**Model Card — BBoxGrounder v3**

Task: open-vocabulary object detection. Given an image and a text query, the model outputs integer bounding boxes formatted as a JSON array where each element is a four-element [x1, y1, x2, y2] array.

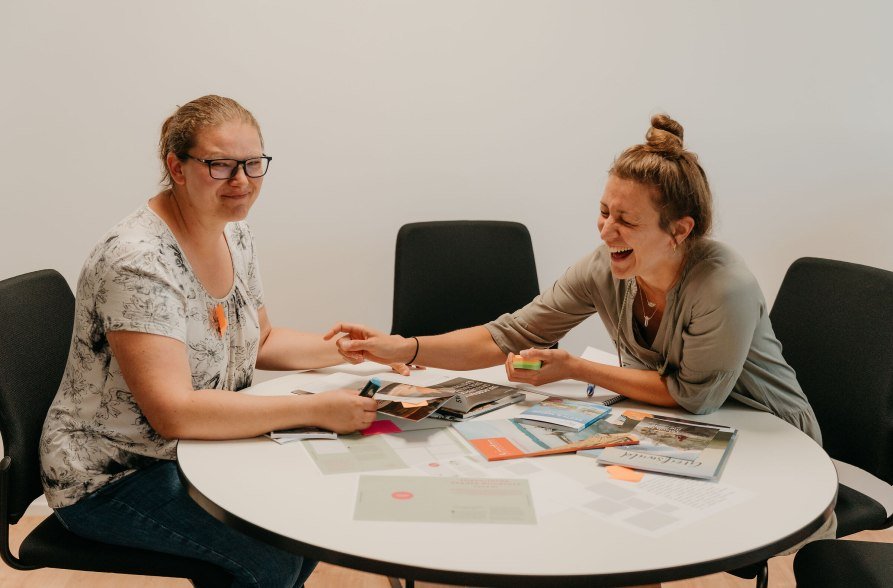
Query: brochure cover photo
[[596, 412, 738, 480]]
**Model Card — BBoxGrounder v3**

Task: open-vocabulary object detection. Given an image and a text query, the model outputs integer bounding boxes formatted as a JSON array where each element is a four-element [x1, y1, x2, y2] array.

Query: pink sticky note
[[606, 465, 644, 483], [361, 420, 402, 436]]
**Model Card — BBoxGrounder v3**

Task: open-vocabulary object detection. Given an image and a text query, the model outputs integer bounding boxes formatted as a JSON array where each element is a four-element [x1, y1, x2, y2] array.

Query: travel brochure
[[516, 397, 612, 431], [595, 412, 738, 480]]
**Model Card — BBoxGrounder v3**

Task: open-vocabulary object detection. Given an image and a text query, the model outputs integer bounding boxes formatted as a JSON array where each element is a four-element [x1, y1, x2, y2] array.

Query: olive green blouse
[[485, 239, 822, 444]]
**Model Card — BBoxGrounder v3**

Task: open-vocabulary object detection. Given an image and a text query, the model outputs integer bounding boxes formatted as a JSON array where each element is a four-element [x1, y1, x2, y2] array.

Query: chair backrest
[[391, 221, 541, 337], [0, 270, 75, 522], [769, 257, 893, 484]]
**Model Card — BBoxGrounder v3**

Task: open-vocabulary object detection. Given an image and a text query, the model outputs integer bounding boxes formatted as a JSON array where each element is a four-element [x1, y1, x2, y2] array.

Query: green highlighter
[[512, 357, 542, 370]]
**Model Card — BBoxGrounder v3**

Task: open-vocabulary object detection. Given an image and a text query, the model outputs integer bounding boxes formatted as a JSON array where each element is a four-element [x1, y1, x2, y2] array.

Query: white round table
[[177, 366, 836, 587]]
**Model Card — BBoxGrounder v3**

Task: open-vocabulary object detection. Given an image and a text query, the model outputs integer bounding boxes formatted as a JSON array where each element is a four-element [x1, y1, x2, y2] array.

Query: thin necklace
[[639, 282, 658, 327]]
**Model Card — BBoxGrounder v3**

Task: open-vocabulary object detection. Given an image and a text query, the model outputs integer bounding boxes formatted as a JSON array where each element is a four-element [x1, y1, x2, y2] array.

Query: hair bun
[[644, 113, 684, 157]]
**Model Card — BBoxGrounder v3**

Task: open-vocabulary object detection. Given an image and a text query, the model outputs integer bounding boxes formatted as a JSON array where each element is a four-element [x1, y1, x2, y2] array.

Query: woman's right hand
[[309, 389, 379, 434], [323, 322, 416, 368]]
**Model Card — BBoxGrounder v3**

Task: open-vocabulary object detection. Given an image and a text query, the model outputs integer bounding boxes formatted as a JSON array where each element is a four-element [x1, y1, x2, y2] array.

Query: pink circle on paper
[[391, 491, 414, 500], [428, 462, 440, 468]]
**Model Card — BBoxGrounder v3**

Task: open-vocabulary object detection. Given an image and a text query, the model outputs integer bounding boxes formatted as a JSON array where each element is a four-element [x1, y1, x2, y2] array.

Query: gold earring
[[672, 242, 678, 254]]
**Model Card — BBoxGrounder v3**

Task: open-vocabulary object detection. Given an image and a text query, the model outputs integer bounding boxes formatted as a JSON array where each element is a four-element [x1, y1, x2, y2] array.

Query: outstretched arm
[[324, 323, 507, 371]]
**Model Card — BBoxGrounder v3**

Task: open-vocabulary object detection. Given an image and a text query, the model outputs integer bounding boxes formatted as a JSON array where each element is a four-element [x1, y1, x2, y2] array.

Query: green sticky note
[[512, 358, 542, 370]]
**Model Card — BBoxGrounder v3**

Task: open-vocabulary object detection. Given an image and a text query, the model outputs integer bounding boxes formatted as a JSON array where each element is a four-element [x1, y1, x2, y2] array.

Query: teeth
[[610, 247, 632, 254]]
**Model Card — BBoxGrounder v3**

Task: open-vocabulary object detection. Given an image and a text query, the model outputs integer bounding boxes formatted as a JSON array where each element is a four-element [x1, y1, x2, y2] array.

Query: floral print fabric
[[40, 205, 264, 508]]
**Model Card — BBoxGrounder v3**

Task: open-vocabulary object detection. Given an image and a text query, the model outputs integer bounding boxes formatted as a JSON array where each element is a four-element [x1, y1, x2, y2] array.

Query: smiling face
[[597, 175, 691, 283], [167, 120, 264, 225]]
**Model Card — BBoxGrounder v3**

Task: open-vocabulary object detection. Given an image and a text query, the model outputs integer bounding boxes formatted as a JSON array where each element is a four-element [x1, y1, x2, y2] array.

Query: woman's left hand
[[504, 348, 577, 386]]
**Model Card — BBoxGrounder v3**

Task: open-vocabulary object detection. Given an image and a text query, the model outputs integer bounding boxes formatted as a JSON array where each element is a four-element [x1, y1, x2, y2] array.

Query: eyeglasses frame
[[184, 154, 273, 179]]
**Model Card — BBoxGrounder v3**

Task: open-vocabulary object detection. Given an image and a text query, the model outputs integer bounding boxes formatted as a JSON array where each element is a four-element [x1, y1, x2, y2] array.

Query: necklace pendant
[[643, 316, 650, 327]]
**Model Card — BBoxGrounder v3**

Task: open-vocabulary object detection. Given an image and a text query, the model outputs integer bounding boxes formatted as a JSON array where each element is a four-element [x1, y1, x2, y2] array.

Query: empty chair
[[793, 539, 893, 587], [391, 221, 542, 337], [769, 257, 893, 537], [0, 269, 231, 586], [727, 257, 893, 587]]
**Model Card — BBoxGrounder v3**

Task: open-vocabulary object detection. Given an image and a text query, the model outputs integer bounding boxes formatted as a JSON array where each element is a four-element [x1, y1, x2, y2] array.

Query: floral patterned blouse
[[40, 204, 264, 508]]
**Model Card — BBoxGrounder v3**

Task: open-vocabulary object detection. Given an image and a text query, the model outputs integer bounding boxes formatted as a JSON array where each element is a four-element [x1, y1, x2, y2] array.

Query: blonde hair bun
[[644, 114, 684, 157]]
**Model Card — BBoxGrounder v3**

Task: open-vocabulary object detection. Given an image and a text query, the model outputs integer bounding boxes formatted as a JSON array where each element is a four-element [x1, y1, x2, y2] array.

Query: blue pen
[[586, 383, 595, 397]]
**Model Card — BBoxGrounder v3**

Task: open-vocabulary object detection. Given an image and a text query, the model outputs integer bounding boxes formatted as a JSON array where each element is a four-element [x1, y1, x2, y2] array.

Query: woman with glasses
[[39, 95, 379, 587]]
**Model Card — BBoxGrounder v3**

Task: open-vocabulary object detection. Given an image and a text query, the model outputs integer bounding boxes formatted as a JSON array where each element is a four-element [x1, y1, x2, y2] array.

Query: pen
[[359, 377, 381, 398], [586, 383, 595, 397]]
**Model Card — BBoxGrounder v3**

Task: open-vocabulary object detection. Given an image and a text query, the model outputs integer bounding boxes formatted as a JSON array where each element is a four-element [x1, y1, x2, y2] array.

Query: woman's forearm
[[571, 358, 678, 407], [256, 327, 343, 370], [413, 326, 507, 370]]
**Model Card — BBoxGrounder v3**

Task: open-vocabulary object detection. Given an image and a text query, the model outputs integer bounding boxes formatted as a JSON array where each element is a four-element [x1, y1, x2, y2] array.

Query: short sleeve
[[664, 268, 763, 414], [96, 248, 188, 342], [486, 252, 600, 353]]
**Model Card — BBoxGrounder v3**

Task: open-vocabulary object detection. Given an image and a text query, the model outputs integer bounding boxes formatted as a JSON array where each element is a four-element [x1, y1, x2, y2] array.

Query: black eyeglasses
[[185, 154, 272, 179]]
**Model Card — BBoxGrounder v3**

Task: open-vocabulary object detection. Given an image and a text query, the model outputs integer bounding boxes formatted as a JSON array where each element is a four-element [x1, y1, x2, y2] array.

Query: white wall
[[2, 1, 892, 359]]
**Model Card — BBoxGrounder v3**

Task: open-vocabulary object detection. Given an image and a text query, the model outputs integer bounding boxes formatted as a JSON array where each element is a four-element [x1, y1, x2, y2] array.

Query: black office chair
[[793, 539, 893, 587], [0, 270, 232, 586], [391, 220, 543, 338], [728, 258, 893, 587], [771, 258, 893, 534]]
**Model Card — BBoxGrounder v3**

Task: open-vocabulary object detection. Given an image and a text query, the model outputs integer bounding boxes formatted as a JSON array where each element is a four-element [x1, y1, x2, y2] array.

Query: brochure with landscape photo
[[517, 397, 612, 431], [596, 412, 738, 480]]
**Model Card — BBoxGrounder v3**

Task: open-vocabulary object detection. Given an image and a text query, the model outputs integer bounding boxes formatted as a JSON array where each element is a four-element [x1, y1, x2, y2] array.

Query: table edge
[[176, 459, 837, 587]]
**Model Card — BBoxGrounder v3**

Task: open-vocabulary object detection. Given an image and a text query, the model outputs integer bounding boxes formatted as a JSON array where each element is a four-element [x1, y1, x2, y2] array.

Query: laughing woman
[[327, 114, 823, 445]]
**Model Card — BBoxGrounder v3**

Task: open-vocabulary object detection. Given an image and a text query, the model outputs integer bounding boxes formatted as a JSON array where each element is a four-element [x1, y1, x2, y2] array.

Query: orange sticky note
[[214, 303, 227, 336], [622, 409, 653, 421], [401, 401, 428, 408], [606, 465, 644, 483]]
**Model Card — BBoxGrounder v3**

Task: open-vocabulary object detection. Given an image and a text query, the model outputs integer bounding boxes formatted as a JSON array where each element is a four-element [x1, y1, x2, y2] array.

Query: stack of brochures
[[516, 397, 612, 431], [595, 412, 738, 481], [265, 427, 337, 444], [426, 378, 526, 421], [368, 378, 525, 423]]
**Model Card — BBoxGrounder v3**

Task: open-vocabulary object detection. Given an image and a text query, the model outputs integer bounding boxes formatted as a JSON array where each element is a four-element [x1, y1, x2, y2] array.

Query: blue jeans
[[54, 460, 316, 588]]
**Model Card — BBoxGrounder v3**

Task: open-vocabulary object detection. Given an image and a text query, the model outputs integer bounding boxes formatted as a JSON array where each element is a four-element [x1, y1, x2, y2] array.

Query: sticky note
[[622, 409, 653, 421], [606, 465, 644, 483], [362, 420, 402, 436], [512, 358, 542, 370]]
